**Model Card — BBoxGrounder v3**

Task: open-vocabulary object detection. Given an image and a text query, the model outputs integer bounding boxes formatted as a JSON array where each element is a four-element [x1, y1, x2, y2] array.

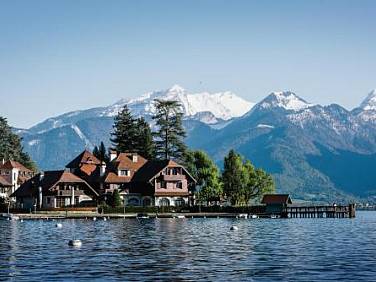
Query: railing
[[163, 175, 185, 181]]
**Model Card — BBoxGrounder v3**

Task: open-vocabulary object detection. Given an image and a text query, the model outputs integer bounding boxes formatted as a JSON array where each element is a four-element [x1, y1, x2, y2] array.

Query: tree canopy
[[0, 116, 37, 171], [152, 99, 186, 161], [93, 141, 109, 163], [222, 149, 275, 206]]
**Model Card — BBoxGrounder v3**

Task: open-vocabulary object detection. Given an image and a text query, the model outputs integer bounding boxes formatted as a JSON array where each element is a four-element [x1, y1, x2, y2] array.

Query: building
[[261, 194, 292, 214], [12, 170, 99, 209], [65, 150, 196, 207], [129, 159, 196, 207], [0, 160, 34, 201], [0, 176, 12, 201]]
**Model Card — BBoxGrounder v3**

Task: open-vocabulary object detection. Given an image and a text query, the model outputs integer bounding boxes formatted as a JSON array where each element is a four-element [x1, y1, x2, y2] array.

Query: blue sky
[[0, 0, 375, 128]]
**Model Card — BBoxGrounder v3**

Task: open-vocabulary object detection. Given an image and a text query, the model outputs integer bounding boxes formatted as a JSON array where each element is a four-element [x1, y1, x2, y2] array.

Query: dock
[[285, 204, 355, 218]]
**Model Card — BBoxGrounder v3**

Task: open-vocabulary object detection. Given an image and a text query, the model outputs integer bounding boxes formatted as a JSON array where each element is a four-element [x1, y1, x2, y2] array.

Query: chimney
[[100, 162, 106, 177], [110, 150, 117, 161], [132, 154, 138, 163]]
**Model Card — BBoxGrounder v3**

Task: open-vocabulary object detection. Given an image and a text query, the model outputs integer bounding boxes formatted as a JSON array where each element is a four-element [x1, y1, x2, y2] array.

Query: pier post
[[349, 204, 356, 218]]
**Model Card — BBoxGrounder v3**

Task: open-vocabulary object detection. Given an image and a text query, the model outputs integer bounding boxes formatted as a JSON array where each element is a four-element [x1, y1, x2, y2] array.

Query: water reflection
[[0, 212, 375, 281]]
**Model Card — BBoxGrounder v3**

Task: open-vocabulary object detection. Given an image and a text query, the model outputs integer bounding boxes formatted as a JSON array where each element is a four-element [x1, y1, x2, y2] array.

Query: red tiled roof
[[12, 170, 99, 198], [104, 172, 132, 184], [261, 194, 292, 205], [66, 150, 101, 168], [112, 153, 147, 171], [0, 160, 32, 172]]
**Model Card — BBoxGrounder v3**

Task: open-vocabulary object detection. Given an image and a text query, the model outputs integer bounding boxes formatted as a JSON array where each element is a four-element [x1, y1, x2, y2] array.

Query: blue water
[[0, 211, 376, 281]]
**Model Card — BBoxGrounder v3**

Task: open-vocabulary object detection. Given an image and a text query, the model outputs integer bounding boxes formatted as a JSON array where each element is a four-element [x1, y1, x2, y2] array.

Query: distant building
[[261, 194, 292, 214], [0, 160, 34, 202], [12, 170, 99, 209]]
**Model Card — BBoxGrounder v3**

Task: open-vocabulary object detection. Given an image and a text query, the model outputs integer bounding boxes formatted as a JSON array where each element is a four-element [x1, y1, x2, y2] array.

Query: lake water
[[0, 211, 376, 281]]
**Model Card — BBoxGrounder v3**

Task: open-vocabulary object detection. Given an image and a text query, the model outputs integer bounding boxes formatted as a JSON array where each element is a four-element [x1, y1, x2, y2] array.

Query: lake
[[1, 211, 376, 281]]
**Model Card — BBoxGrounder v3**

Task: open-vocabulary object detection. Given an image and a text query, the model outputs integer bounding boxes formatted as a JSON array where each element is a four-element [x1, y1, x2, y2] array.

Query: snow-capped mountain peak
[[103, 85, 254, 121], [258, 91, 315, 111], [360, 89, 376, 111]]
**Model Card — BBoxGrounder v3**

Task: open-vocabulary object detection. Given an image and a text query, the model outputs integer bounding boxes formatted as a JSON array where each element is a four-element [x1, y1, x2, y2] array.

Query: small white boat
[[270, 214, 280, 219], [230, 226, 239, 231], [238, 214, 248, 219], [251, 214, 259, 219], [137, 213, 150, 219], [0, 213, 20, 221], [176, 215, 185, 219], [68, 239, 82, 247]]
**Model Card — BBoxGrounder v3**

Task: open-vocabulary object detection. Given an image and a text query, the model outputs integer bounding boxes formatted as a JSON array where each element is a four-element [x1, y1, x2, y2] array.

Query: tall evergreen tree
[[222, 150, 246, 206], [152, 99, 186, 161], [93, 141, 109, 163], [0, 116, 37, 171], [111, 105, 138, 152], [134, 117, 155, 159]]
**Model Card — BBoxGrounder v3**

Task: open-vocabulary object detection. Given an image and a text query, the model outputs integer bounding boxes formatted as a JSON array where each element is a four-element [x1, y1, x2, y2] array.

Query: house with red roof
[[12, 170, 99, 209], [0, 160, 34, 202], [65, 150, 196, 207]]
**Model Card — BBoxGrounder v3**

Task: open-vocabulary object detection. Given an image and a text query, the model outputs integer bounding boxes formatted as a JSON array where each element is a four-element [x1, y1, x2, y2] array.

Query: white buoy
[[230, 226, 238, 231], [93, 217, 97, 221], [68, 239, 82, 247], [20, 219, 24, 223], [103, 217, 107, 221], [56, 223, 63, 228]]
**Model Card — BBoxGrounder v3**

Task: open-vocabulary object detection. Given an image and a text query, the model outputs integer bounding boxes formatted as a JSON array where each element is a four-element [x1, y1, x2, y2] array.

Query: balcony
[[162, 174, 185, 181]]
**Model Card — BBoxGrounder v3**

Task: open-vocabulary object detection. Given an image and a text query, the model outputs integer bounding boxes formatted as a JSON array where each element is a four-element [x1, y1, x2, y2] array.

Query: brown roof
[[112, 153, 147, 170], [66, 150, 101, 168], [12, 170, 99, 198], [0, 175, 11, 187], [132, 159, 196, 183], [104, 172, 132, 184], [261, 194, 292, 205], [0, 160, 32, 172]]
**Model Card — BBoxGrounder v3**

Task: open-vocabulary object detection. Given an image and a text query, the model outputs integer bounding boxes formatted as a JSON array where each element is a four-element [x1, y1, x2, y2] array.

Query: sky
[[0, 0, 375, 128]]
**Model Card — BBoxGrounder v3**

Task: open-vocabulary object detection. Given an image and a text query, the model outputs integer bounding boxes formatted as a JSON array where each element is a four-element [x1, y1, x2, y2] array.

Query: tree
[[222, 150, 246, 206], [111, 105, 138, 152], [152, 99, 187, 161], [134, 117, 155, 159], [0, 116, 37, 171], [190, 150, 223, 205], [93, 142, 109, 163], [222, 150, 275, 206], [112, 189, 123, 207]]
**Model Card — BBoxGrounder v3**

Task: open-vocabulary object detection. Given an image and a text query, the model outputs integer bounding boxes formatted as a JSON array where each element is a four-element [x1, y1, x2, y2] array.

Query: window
[[160, 181, 166, 188], [175, 198, 185, 207], [120, 170, 130, 176], [47, 198, 51, 204], [176, 182, 182, 189]]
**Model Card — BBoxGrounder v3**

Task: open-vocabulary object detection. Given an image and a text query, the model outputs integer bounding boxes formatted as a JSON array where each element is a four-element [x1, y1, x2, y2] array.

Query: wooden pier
[[284, 204, 355, 218]]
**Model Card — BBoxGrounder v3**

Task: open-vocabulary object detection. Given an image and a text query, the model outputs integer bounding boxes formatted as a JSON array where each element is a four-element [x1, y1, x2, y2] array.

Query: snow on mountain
[[360, 89, 376, 111], [258, 91, 315, 111], [102, 84, 254, 121]]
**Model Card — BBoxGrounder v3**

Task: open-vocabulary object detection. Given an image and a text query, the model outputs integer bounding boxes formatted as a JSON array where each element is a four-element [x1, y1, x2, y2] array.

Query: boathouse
[[261, 194, 292, 215]]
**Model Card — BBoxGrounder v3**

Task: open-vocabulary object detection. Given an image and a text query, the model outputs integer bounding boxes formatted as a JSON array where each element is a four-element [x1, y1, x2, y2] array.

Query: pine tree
[[152, 99, 187, 161], [112, 189, 123, 207], [111, 105, 138, 152], [134, 117, 155, 159], [0, 116, 37, 171], [93, 142, 109, 163]]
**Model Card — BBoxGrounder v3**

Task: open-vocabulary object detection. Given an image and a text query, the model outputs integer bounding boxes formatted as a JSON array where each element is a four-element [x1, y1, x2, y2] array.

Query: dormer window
[[119, 170, 131, 177], [132, 155, 138, 163]]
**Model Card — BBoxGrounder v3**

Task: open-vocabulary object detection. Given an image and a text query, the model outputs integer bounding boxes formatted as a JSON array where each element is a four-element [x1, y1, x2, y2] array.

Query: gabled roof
[[261, 194, 292, 205], [0, 175, 11, 187], [13, 170, 99, 198], [104, 172, 132, 184], [132, 159, 196, 183], [66, 150, 101, 168], [0, 160, 32, 172], [112, 153, 147, 171]]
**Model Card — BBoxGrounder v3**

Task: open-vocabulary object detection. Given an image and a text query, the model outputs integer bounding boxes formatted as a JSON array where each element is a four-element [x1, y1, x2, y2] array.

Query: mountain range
[[17, 85, 376, 202]]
